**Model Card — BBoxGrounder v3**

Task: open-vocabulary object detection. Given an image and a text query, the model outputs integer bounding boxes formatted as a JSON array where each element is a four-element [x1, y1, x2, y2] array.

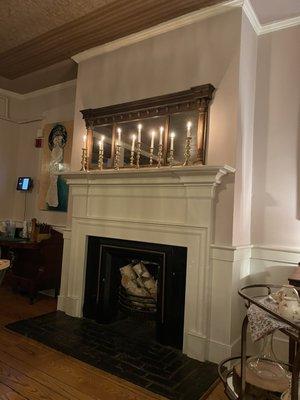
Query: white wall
[[0, 119, 19, 220], [0, 83, 76, 227], [232, 11, 257, 247], [251, 26, 300, 249], [72, 9, 242, 245]]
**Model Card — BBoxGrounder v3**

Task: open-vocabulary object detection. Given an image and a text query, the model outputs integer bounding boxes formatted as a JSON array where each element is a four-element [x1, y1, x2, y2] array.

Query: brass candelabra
[[98, 148, 104, 170], [130, 149, 135, 167], [168, 148, 174, 167], [80, 147, 88, 171], [183, 136, 192, 166], [136, 142, 141, 168], [114, 145, 121, 170], [149, 147, 154, 167], [157, 144, 163, 168]]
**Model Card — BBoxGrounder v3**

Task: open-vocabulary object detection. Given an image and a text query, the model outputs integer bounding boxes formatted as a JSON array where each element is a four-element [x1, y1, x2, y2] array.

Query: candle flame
[[170, 132, 175, 138], [117, 127, 122, 134], [151, 130, 156, 137], [187, 121, 192, 130], [138, 123, 142, 131], [159, 126, 164, 133], [101, 135, 105, 141]]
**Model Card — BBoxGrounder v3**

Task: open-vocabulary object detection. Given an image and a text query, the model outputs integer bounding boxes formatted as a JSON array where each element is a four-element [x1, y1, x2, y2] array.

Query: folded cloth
[[247, 298, 289, 342]]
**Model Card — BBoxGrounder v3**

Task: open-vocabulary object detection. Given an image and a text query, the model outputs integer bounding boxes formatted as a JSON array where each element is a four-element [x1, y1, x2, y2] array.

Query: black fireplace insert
[[84, 236, 187, 349]]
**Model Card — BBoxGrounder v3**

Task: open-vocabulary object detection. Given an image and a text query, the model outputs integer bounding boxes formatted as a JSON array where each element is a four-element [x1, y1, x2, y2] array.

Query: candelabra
[[114, 145, 121, 170], [136, 142, 141, 168], [149, 147, 154, 167], [98, 147, 104, 170], [183, 136, 192, 166], [157, 144, 163, 168], [130, 149, 135, 167], [168, 148, 174, 167], [80, 147, 88, 171]]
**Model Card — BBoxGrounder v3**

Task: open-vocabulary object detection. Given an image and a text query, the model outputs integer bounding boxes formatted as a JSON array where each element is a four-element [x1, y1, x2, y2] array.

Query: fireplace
[[83, 236, 187, 349], [59, 166, 235, 362]]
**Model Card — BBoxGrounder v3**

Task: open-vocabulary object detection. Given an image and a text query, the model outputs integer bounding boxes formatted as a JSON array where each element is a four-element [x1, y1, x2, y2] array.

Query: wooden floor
[[0, 285, 227, 400]]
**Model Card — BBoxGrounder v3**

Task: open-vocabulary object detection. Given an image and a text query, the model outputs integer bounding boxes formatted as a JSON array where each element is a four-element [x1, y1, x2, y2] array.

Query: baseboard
[[57, 295, 81, 317]]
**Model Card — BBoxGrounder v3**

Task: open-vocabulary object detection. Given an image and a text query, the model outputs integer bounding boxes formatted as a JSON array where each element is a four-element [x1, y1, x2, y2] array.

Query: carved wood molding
[[81, 84, 215, 127], [81, 84, 215, 167]]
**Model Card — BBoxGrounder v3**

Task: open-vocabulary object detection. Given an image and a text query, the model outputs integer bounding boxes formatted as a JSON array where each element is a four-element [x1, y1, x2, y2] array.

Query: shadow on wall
[[248, 265, 296, 286]]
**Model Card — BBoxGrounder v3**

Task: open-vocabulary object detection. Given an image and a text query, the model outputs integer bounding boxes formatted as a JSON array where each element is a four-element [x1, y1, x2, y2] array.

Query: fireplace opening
[[84, 236, 187, 349]]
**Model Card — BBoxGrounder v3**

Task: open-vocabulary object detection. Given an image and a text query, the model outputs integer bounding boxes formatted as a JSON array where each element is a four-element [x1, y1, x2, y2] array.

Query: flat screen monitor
[[16, 177, 32, 191]]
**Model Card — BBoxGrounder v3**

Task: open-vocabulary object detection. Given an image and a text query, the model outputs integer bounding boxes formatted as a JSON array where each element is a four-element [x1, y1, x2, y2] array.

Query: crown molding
[[72, 0, 243, 64], [242, 0, 260, 34], [0, 79, 76, 101], [259, 15, 300, 35], [72, 0, 300, 63]]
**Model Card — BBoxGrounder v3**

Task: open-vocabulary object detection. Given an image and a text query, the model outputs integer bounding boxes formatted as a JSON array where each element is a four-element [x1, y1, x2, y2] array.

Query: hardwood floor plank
[[0, 285, 227, 400], [0, 382, 27, 400], [0, 360, 70, 400]]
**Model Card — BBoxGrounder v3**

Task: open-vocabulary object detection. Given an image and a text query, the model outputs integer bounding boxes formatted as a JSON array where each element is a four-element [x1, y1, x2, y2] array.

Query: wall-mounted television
[[16, 177, 32, 191]]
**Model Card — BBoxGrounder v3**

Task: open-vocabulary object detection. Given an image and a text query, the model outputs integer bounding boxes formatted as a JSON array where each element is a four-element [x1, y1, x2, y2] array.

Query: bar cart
[[218, 284, 300, 399]]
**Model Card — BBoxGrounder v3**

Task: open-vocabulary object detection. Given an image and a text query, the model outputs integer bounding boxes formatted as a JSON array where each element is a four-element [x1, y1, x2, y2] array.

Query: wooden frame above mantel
[[81, 84, 215, 169]]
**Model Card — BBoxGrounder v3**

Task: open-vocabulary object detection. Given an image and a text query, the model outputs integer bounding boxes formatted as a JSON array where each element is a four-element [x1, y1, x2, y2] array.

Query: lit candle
[[117, 127, 122, 146], [83, 134, 87, 148], [159, 126, 164, 145], [99, 135, 105, 150], [150, 130, 155, 148], [170, 132, 175, 150], [187, 121, 192, 137], [131, 134, 136, 151], [137, 124, 142, 142]]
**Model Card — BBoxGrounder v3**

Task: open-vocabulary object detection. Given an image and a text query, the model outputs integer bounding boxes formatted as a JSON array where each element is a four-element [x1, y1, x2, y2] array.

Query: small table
[[0, 259, 10, 285], [288, 263, 300, 294]]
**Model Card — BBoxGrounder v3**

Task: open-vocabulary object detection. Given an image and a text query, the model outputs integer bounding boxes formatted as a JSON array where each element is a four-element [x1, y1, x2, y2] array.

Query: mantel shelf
[[60, 165, 235, 186]]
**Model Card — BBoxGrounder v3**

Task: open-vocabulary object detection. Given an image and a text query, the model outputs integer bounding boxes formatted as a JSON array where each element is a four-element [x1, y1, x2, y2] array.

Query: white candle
[[159, 126, 164, 145], [150, 130, 155, 148], [187, 121, 192, 137], [99, 135, 105, 150], [83, 134, 87, 148], [131, 134, 136, 151], [170, 132, 175, 150], [137, 124, 142, 142], [117, 128, 122, 146]]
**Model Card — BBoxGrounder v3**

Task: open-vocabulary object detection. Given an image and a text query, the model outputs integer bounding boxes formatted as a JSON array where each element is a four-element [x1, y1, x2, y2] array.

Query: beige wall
[[0, 84, 76, 227], [72, 9, 242, 245], [0, 119, 19, 220], [232, 11, 258, 246], [251, 25, 300, 248]]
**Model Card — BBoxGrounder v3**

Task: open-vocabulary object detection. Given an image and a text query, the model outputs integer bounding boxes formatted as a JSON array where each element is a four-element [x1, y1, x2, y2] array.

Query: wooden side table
[[0, 259, 10, 286]]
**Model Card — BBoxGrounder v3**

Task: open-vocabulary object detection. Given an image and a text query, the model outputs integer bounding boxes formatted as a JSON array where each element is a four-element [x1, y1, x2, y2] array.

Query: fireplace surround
[[58, 165, 235, 362]]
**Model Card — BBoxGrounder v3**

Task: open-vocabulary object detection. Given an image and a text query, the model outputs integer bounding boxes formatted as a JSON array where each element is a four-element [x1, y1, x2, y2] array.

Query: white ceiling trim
[[72, 0, 243, 63], [243, 0, 300, 35], [0, 79, 76, 100], [243, 0, 260, 34], [259, 14, 300, 35], [72, 0, 300, 64]]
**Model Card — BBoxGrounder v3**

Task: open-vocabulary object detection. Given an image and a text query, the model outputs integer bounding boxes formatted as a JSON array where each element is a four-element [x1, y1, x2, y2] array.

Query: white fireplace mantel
[[61, 165, 235, 187], [58, 165, 235, 362]]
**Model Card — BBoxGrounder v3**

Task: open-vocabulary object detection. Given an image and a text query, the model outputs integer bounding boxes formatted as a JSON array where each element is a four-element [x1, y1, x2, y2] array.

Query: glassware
[[6, 220, 16, 239], [247, 333, 289, 381]]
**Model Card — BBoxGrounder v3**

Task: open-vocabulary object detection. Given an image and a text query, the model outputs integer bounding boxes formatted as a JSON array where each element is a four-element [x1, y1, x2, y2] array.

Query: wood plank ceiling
[[0, 0, 224, 79]]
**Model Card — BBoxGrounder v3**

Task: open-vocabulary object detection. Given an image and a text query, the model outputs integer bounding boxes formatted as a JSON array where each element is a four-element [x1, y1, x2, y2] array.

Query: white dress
[[46, 144, 63, 207]]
